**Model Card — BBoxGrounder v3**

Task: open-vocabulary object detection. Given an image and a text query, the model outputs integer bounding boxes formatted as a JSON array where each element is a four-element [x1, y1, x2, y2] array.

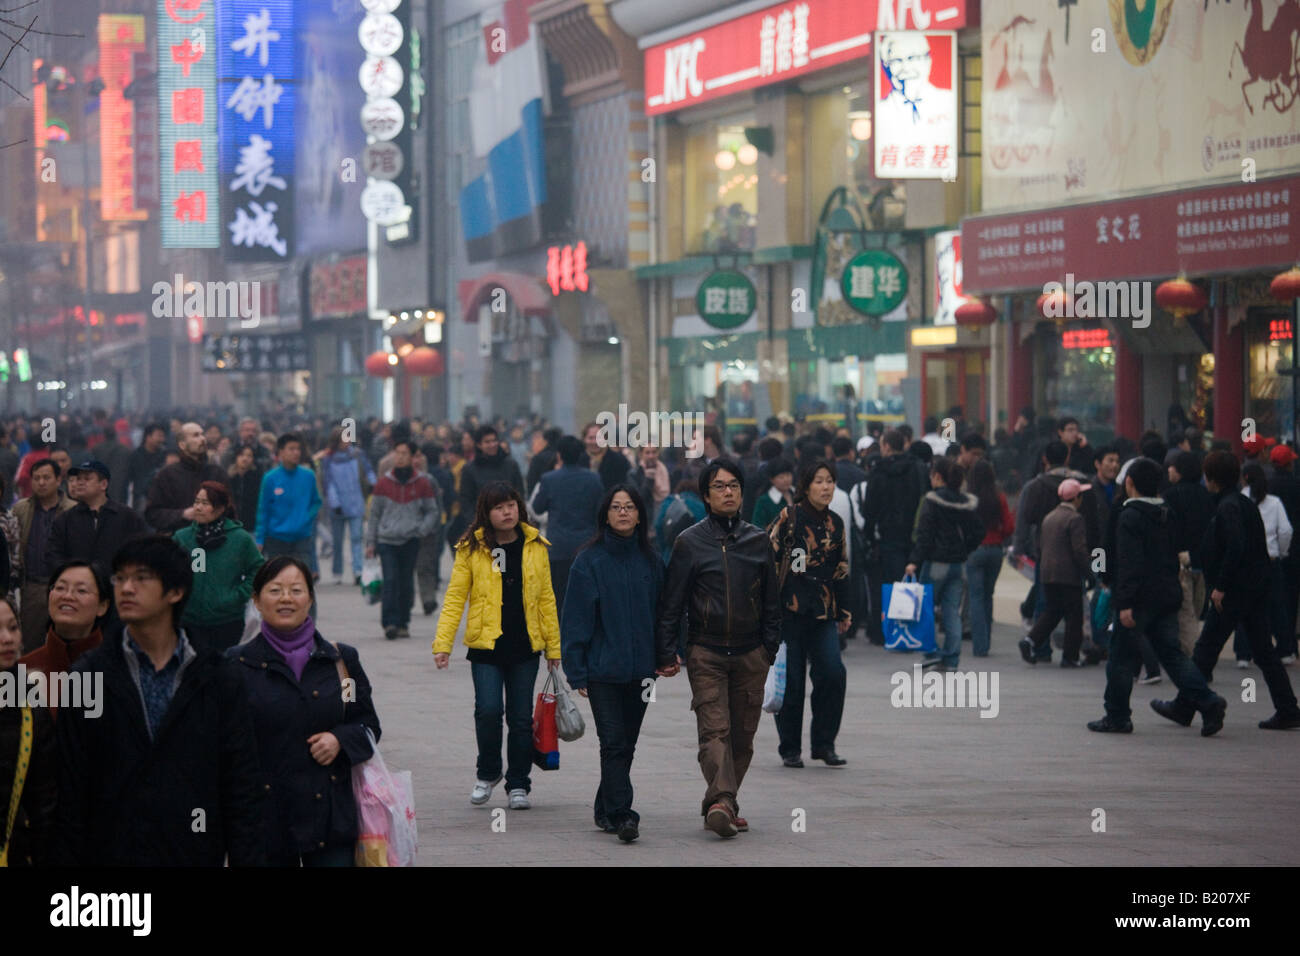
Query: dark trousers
[[185, 618, 246, 653], [587, 680, 649, 827], [1028, 583, 1084, 661], [1280, 555, 1300, 659], [1233, 560, 1292, 661], [416, 530, 443, 608], [774, 613, 846, 759], [866, 543, 910, 644], [272, 843, 354, 867], [378, 538, 421, 629], [550, 558, 573, 620], [1104, 607, 1217, 721], [470, 655, 541, 792], [1178, 599, 1300, 717]]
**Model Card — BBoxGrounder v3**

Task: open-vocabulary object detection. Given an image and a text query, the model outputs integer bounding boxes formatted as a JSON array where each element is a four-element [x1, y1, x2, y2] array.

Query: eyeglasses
[[51, 584, 96, 599], [608, 504, 637, 514], [708, 481, 741, 492], [111, 571, 159, 587], [263, 586, 310, 599]]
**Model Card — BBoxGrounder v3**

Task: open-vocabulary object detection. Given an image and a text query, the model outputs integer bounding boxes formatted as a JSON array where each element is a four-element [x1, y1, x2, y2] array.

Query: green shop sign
[[696, 270, 757, 330], [841, 250, 907, 316]]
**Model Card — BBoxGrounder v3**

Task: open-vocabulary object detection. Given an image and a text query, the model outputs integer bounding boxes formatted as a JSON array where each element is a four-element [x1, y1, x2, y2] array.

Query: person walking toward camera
[[366, 440, 439, 640], [433, 483, 561, 810], [561, 485, 663, 843]]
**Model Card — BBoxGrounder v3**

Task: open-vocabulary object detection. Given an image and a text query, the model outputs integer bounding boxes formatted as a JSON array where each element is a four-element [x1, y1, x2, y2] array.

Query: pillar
[[1113, 333, 1142, 440], [1212, 304, 1244, 452], [1006, 309, 1032, 419]]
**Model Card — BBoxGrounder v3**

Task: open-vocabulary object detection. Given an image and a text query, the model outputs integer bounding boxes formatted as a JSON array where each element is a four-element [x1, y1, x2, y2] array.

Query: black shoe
[[1149, 698, 1193, 727], [354, 575, 362, 587], [1087, 715, 1133, 733], [594, 815, 618, 833], [384, 626, 398, 641], [782, 755, 804, 768], [1018, 637, 1036, 664], [423, 601, 437, 616], [921, 657, 945, 672], [811, 750, 847, 766], [1200, 696, 1227, 737], [617, 819, 640, 843], [962, 631, 972, 642], [1258, 711, 1300, 730], [1060, 658, 1084, 669]]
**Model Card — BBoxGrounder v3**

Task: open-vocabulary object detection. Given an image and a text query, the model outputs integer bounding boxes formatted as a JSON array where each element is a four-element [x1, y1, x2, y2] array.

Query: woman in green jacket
[[173, 480, 265, 652]]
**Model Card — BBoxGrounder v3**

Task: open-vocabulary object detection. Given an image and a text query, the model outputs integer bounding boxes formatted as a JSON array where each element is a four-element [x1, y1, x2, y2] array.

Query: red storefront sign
[[309, 257, 367, 320], [1061, 328, 1111, 350], [644, 0, 971, 116], [99, 15, 148, 222], [962, 174, 1300, 295]]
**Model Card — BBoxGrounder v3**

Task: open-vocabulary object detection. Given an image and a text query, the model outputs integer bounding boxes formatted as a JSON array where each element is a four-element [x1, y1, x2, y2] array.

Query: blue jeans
[[378, 538, 420, 629], [330, 512, 364, 577], [922, 560, 965, 668], [1105, 607, 1216, 721], [264, 536, 318, 618], [470, 655, 541, 792], [774, 613, 846, 758], [587, 680, 649, 827], [965, 545, 1003, 657]]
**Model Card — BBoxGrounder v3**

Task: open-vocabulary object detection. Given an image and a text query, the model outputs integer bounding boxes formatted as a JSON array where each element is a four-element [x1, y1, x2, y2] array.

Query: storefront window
[[790, 354, 905, 429], [1039, 323, 1116, 445], [807, 81, 905, 230], [684, 119, 758, 253], [1247, 309, 1296, 441]]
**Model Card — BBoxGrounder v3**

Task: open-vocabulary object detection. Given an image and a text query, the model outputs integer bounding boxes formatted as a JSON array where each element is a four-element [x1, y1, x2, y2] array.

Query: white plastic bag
[[762, 643, 787, 714], [554, 673, 586, 742], [352, 729, 418, 867], [361, 556, 383, 605], [886, 578, 925, 622], [241, 598, 261, 643]]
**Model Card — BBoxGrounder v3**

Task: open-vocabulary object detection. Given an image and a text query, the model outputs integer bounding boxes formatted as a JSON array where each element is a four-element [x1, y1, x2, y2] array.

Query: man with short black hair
[[12, 458, 75, 651], [1163, 451, 1214, 656], [1056, 416, 1093, 473], [462, 424, 526, 513], [533, 435, 605, 618], [46, 459, 148, 578], [860, 429, 925, 644], [957, 433, 987, 471], [256, 434, 323, 585], [831, 436, 866, 492]]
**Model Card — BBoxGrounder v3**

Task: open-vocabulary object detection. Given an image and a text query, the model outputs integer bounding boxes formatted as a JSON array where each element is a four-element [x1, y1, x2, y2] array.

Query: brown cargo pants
[[685, 643, 770, 817]]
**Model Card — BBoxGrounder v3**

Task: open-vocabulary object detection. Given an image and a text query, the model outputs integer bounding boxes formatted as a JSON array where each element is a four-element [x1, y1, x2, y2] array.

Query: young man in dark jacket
[[1158, 451, 1300, 731], [53, 535, 266, 865], [533, 436, 605, 619], [861, 430, 925, 644], [1163, 451, 1215, 656], [655, 459, 781, 839], [46, 460, 149, 575], [459, 425, 525, 517], [1088, 459, 1226, 734]]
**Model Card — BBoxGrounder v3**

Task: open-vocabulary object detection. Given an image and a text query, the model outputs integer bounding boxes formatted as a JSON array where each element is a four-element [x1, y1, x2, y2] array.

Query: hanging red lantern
[[364, 350, 399, 378], [1036, 288, 1073, 320], [404, 346, 444, 377], [954, 298, 997, 327], [1269, 265, 1300, 303], [1155, 273, 1208, 324]]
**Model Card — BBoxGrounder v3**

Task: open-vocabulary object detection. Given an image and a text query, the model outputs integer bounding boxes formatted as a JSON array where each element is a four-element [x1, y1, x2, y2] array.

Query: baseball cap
[[1057, 477, 1091, 501], [1242, 436, 1266, 455], [1271, 444, 1298, 468], [857, 436, 875, 452], [68, 459, 110, 481]]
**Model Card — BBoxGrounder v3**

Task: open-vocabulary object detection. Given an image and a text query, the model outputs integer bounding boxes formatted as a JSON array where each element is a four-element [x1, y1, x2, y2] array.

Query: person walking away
[[654, 479, 707, 564], [51, 535, 266, 865], [0, 596, 56, 865], [583, 421, 633, 490], [125, 422, 169, 513], [964, 460, 1013, 658], [1232, 463, 1293, 668], [418, 442, 455, 612], [768, 460, 851, 768], [255, 434, 323, 592], [532, 435, 605, 619], [173, 481, 264, 653], [1267, 444, 1300, 662], [432, 483, 562, 810], [861, 430, 926, 645], [229, 556, 381, 866], [145, 422, 227, 533], [1164, 451, 1214, 650], [1087, 459, 1226, 734], [655, 460, 781, 838], [366, 440, 439, 640], [1017, 478, 1091, 667], [320, 428, 375, 586], [561, 485, 663, 842], [12, 460, 75, 651], [831, 436, 866, 492], [905, 458, 984, 672]]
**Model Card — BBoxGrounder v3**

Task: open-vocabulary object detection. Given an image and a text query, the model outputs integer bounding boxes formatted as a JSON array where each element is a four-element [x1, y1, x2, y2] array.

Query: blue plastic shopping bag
[[882, 580, 936, 652]]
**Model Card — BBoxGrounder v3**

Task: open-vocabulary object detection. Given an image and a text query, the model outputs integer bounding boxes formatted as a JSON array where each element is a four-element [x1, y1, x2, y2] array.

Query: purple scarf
[[261, 616, 316, 681]]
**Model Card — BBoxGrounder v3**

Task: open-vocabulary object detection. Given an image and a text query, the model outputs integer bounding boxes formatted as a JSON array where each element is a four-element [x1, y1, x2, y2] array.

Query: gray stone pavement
[[319, 550, 1300, 866]]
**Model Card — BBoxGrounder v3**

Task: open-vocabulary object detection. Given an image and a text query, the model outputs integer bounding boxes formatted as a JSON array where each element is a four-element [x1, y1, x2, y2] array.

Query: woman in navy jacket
[[228, 555, 381, 866], [561, 484, 663, 843]]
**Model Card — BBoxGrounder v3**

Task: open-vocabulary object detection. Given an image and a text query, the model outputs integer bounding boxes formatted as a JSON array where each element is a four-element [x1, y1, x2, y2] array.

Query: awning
[[457, 272, 552, 323]]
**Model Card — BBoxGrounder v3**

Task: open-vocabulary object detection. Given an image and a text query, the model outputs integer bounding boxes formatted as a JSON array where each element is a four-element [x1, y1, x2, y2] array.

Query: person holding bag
[[433, 482, 561, 811], [228, 555, 381, 867], [561, 484, 664, 843], [767, 460, 852, 768]]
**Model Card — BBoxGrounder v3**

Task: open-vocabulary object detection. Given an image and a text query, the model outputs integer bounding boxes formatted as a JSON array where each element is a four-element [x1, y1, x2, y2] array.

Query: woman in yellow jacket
[[433, 481, 561, 810]]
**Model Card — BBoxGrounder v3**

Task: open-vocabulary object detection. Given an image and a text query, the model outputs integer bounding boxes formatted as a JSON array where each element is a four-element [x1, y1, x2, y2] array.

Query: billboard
[[158, 0, 220, 248], [98, 15, 149, 221], [874, 30, 957, 180]]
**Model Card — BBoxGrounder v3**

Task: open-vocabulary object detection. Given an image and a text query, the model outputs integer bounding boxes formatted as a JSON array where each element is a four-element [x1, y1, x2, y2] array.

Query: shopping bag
[[762, 643, 787, 714], [532, 673, 560, 770], [886, 576, 925, 621], [361, 556, 383, 606], [352, 729, 418, 867], [881, 581, 935, 652], [1091, 586, 1112, 637], [553, 673, 585, 742]]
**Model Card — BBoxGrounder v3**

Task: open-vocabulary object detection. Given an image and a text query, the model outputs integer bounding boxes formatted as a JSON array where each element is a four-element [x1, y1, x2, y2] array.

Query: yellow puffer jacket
[[432, 523, 561, 659]]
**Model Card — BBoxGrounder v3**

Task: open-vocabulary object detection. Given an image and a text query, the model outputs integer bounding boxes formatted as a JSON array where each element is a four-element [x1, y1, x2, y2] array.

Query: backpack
[[659, 495, 699, 553]]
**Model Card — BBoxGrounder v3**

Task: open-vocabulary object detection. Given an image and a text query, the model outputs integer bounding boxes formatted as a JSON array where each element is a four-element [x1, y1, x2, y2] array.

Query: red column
[[1213, 304, 1244, 452], [1006, 315, 1032, 418], [1113, 332, 1142, 441]]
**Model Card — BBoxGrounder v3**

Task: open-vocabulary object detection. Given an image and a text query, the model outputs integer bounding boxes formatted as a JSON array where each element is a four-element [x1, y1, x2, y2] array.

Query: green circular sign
[[841, 250, 908, 316], [696, 270, 757, 330]]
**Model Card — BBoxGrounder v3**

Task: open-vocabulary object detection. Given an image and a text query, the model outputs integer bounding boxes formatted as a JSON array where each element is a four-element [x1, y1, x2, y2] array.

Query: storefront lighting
[[424, 322, 442, 344], [849, 113, 872, 142], [387, 353, 400, 365], [608, 336, 619, 345], [397, 342, 415, 357], [415, 310, 423, 318], [715, 149, 736, 171], [737, 143, 758, 166], [400, 311, 409, 320]]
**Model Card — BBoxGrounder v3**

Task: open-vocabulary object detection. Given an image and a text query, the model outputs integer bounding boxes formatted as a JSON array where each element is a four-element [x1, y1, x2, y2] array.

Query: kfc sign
[[644, 0, 971, 116]]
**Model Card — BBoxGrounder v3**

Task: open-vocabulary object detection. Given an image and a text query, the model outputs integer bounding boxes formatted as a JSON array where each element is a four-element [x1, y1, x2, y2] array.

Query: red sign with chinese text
[[546, 243, 589, 296], [99, 15, 148, 221], [1061, 328, 1111, 350], [309, 257, 367, 320]]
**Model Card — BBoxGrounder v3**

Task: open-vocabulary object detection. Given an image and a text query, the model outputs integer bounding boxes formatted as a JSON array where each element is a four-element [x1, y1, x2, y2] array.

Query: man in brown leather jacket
[[655, 458, 782, 838]]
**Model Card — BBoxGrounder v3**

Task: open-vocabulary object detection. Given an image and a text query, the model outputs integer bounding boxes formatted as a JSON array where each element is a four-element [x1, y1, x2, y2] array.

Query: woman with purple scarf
[[228, 555, 381, 866]]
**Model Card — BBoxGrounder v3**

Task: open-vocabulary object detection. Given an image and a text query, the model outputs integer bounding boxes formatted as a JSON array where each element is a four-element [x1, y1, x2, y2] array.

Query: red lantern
[[364, 350, 399, 378], [1036, 288, 1072, 320], [404, 346, 444, 377], [1270, 265, 1300, 303], [1155, 274, 1208, 324], [954, 298, 997, 327]]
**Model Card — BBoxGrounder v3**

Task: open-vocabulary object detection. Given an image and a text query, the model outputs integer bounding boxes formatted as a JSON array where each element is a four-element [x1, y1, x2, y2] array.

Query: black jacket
[[1013, 466, 1099, 559], [94, 438, 133, 504], [228, 635, 380, 862], [52, 637, 267, 866], [46, 497, 149, 572], [910, 488, 984, 566], [833, 458, 866, 494], [460, 448, 525, 515], [228, 468, 263, 532], [525, 445, 557, 496], [588, 448, 631, 491], [145, 455, 229, 533], [1269, 470, 1300, 558], [0, 673, 56, 866], [1201, 488, 1272, 608], [655, 512, 782, 663], [1112, 498, 1182, 617], [126, 445, 168, 511], [861, 454, 925, 553], [1163, 477, 1215, 569]]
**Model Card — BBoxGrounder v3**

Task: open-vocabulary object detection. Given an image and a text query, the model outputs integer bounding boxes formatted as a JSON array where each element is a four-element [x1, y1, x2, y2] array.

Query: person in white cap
[[1019, 476, 1093, 667]]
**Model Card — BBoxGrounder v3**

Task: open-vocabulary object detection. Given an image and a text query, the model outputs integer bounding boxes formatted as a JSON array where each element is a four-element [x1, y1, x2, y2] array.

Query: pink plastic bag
[[352, 730, 418, 866]]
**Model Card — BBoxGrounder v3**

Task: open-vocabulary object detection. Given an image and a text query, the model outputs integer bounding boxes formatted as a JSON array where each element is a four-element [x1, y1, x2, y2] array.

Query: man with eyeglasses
[[655, 458, 782, 839], [52, 534, 266, 866]]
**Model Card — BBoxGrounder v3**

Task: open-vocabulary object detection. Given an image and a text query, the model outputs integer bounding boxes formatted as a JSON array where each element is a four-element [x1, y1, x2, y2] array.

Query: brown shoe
[[734, 815, 748, 832], [705, 803, 738, 838]]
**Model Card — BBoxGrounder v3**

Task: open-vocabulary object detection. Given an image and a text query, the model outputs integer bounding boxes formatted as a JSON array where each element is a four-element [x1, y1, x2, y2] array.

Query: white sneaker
[[470, 775, 502, 806], [1236, 659, 1251, 669], [508, 789, 530, 810]]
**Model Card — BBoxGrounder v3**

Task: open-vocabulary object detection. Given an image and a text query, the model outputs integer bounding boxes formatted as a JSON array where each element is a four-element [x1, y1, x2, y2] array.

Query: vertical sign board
[[99, 15, 149, 221], [218, 0, 296, 261], [133, 49, 160, 210], [874, 30, 958, 180], [158, 0, 220, 247]]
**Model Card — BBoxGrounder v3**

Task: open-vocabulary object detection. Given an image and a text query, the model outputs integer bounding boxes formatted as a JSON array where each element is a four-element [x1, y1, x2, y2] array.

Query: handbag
[[886, 574, 925, 621], [0, 708, 32, 867], [553, 672, 585, 742], [532, 673, 560, 770], [351, 729, 418, 867], [882, 580, 936, 652]]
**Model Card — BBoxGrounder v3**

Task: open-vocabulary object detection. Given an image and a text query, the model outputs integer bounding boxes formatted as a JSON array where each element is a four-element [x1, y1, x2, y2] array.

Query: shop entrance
[[922, 349, 988, 426]]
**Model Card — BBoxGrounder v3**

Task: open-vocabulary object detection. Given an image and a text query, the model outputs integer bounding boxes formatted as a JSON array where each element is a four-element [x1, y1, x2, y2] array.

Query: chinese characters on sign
[[695, 271, 758, 330], [202, 333, 309, 372], [841, 249, 908, 316], [359, 0, 413, 231], [309, 257, 368, 320], [545, 243, 590, 296], [158, 0, 219, 247], [874, 30, 957, 180], [218, 1, 296, 260], [98, 15, 149, 222]]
